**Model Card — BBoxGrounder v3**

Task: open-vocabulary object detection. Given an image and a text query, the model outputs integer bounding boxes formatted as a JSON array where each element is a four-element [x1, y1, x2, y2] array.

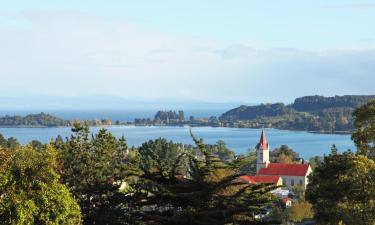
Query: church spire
[[256, 128, 270, 173], [256, 128, 269, 150]]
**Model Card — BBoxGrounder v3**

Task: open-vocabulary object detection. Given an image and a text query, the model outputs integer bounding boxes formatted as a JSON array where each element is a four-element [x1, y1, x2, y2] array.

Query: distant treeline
[[0, 112, 113, 127], [219, 95, 375, 133], [0, 113, 69, 127], [2, 95, 374, 133]]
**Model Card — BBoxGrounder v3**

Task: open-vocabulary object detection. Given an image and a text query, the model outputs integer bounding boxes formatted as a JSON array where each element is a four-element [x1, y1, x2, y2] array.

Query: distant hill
[[292, 95, 375, 112], [219, 95, 375, 133], [219, 103, 295, 121], [0, 113, 70, 127]]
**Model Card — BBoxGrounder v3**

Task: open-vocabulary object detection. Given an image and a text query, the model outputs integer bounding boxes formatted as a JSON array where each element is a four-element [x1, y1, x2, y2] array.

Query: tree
[[286, 200, 313, 222], [306, 151, 375, 224], [128, 132, 277, 225], [270, 145, 299, 163], [239, 148, 257, 174], [56, 123, 129, 225], [331, 144, 338, 155], [0, 133, 6, 148], [308, 156, 322, 171], [0, 145, 81, 224], [29, 140, 44, 149], [276, 152, 293, 164], [137, 138, 188, 179], [200, 140, 236, 162], [352, 98, 375, 159], [0, 135, 20, 150]]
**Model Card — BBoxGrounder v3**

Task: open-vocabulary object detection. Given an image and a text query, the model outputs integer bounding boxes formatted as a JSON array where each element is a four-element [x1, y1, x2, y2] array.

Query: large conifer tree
[[128, 132, 276, 225]]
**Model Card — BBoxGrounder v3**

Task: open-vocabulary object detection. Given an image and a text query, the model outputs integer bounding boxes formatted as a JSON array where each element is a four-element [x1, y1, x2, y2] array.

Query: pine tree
[[56, 123, 130, 224]]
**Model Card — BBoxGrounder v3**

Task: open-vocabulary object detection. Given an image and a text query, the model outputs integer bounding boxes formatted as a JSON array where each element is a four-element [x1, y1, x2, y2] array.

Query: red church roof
[[256, 128, 269, 150], [258, 163, 309, 176], [240, 175, 281, 184]]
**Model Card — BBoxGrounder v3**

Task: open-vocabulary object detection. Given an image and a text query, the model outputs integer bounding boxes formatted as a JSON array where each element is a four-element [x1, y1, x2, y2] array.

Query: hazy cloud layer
[[0, 11, 374, 104]]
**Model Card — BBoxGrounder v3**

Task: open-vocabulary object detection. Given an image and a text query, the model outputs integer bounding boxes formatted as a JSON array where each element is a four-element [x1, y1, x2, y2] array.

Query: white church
[[243, 129, 312, 189]]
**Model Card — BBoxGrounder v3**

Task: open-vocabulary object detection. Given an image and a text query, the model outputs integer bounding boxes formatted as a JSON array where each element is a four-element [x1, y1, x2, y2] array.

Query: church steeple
[[256, 128, 270, 173], [256, 128, 269, 150]]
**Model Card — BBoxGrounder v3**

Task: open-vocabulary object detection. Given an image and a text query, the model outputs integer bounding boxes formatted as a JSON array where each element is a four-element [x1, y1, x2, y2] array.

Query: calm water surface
[[0, 126, 355, 159]]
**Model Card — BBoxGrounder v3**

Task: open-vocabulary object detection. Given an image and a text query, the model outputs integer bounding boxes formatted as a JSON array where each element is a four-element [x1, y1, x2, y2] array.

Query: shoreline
[[0, 124, 353, 135]]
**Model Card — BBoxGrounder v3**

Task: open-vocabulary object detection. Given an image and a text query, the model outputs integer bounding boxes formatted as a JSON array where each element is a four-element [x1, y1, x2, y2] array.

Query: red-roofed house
[[240, 175, 282, 186], [254, 129, 312, 189]]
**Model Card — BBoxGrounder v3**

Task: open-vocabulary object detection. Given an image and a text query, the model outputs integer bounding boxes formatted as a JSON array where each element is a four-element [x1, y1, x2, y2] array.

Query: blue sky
[[0, 0, 374, 106]]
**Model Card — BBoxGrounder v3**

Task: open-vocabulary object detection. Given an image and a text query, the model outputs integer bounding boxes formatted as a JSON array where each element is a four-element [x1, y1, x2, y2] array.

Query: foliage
[[220, 103, 295, 121], [238, 149, 257, 174], [352, 98, 375, 159], [0, 133, 20, 150], [128, 132, 277, 225], [308, 155, 322, 171], [292, 95, 375, 112], [286, 199, 314, 222], [270, 145, 299, 163], [137, 138, 188, 179], [0, 145, 81, 224], [219, 95, 375, 133], [56, 123, 129, 225], [306, 150, 375, 225], [0, 112, 70, 127], [193, 140, 236, 162], [291, 185, 305, 199]]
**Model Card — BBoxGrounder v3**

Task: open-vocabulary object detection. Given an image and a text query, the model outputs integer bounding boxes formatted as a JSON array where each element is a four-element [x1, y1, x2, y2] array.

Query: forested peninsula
[[0, 112, 113, 127], [219, 95, 375, 133]]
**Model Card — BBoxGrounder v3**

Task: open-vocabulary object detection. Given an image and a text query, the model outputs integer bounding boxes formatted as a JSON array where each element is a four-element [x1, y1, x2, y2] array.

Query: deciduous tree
[[306, 150, 375, 224], [0, 145, 81, 224]]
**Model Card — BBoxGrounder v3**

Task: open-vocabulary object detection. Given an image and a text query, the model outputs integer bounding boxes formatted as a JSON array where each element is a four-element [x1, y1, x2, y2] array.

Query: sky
[[0, 0, 374, 107]]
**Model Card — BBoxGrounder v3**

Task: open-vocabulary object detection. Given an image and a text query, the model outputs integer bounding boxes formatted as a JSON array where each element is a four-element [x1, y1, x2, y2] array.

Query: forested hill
[[219, 95, 375, 133], [0, 113, 70, 127], [292, 95, 375, 112]]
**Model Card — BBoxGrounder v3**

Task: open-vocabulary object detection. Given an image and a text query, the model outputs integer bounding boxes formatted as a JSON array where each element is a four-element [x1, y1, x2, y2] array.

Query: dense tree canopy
[[0, 145, 81, 224], [270, 145, 299, 163], [0, 133, 20, 150], [128, 133, 277, 225], [219, 95, 374, 133], [0, 112, 70, 127], [352, 98, 375, 159], [56, 123, 129, 225], [306, 150, 375, 225], [293, 95, 375, 112]]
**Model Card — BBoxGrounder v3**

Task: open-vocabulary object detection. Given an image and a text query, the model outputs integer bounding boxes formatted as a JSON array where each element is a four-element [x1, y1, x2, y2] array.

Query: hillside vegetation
[[219, 95, 375, 133], [0, 112, 70, 127]]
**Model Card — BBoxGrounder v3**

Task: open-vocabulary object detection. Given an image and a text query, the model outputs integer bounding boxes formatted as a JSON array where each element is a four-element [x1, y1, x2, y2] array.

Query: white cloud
[[0, 11, 374, 104]]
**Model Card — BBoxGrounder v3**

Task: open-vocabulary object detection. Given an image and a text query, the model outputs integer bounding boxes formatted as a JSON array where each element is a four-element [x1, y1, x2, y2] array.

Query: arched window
[[291, 179, 294, 186], [299, 179, 303, 185]]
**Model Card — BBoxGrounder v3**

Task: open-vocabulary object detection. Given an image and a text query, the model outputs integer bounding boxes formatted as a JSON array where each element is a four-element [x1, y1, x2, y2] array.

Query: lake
[[0, 126, 355, 159]]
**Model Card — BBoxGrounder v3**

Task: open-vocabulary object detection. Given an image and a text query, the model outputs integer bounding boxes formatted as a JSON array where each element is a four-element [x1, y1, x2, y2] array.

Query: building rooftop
[[240, 175, 281, 184], [258, 163, 309, 176]]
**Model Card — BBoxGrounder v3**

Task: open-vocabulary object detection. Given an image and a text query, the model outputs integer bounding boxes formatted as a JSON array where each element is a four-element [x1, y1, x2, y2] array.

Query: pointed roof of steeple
[[256, 128, 269, 150]]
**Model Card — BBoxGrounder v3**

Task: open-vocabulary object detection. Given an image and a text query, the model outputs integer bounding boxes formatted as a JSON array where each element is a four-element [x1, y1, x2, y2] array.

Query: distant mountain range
[[0, 96, 246, 111], [219, 95, 375, 133]]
